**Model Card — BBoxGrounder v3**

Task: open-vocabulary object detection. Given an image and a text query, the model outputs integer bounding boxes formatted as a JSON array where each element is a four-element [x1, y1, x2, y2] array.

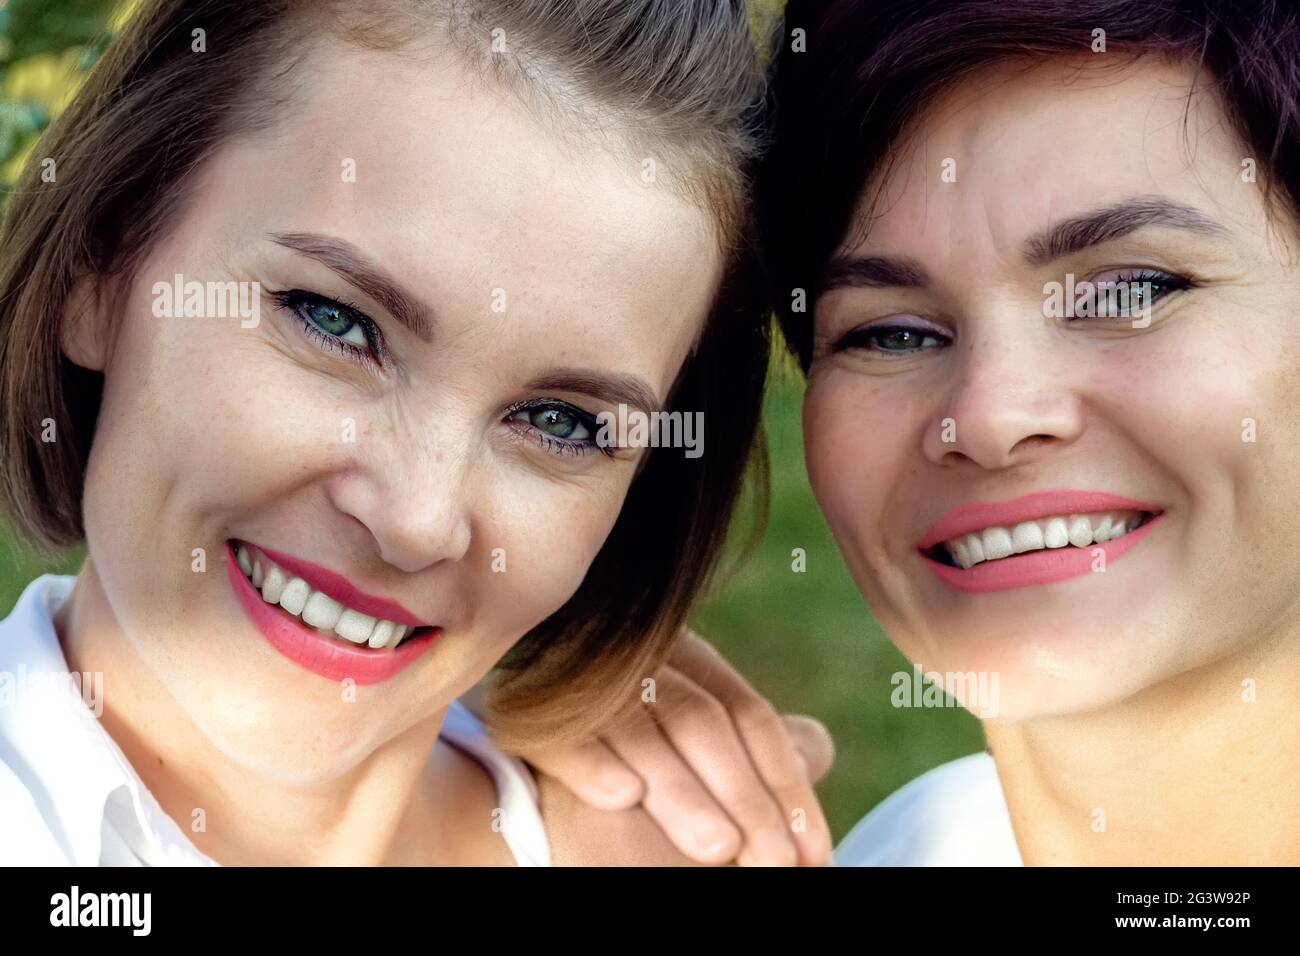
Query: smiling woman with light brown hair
[[0, 0, 838, 867]]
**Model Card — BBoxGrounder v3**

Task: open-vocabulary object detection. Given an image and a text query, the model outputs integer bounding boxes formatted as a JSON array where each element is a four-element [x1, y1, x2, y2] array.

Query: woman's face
[[69, 38, 721, 781], [805, 56, 1300, 720]]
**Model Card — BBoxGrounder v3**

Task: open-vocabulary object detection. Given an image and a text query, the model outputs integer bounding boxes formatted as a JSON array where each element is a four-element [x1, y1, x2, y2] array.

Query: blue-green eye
[[833, 322, 949, 355], [526, 405, 588, 439], [506, 400, 608, 458], [274, 289, 382, 363], [1075, 269, 1191, 319]]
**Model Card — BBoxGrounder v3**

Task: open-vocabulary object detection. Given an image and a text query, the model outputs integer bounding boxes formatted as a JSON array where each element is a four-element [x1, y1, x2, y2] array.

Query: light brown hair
[[0, 0, 773, 749]]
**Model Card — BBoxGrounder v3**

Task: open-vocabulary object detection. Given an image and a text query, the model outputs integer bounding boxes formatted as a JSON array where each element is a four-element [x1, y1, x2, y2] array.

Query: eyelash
[[272, 289, 386, 370], [273, 290, 610, 461], [831, 268, 1193, 355], [504, 399, 612, 459], [831, 323, 950, 356], [1078, 269, 1192, 320]]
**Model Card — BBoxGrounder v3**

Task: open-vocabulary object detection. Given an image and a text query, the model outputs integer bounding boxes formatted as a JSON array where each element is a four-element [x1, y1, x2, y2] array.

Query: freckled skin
[[55, 37, 721, 865]]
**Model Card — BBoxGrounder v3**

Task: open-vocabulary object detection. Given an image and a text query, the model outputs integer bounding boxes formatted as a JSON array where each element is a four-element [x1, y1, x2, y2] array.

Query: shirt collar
[[0, 575, 218, 866]]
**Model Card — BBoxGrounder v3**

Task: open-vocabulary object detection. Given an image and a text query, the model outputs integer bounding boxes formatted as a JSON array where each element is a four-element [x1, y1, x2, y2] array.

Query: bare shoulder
[[536, 772, 713, 867]]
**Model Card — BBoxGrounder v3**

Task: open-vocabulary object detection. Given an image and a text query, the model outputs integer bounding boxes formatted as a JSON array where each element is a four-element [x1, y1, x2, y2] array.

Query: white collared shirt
[[0, 574, 550, 866], [834, 752, 1024, 866]]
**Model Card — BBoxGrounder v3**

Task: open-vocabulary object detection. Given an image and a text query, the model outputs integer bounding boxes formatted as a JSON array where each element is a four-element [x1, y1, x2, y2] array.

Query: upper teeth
[[943, 510, 1145, 570], [237, 544, 411, 649]]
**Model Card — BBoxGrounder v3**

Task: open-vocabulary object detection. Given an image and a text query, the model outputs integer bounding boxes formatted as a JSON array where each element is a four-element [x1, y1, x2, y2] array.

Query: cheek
[[804, 371, 913, 563], [1083, 311, 1300, 649], [474, 473, 629, 637], [1093, 311, 1300, 524]]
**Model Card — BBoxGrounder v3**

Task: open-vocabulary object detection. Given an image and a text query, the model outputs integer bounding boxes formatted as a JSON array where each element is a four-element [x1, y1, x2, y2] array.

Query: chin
[[882, 601, 1182, 722]]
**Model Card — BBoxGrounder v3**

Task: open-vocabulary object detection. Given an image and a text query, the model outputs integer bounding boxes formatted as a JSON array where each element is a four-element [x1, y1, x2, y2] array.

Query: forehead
[[197, 35, 720, 374], [852, 55, 1255, 262]]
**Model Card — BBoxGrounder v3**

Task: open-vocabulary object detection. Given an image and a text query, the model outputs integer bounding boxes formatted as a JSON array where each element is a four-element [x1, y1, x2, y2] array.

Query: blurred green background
[[0, 0, 984, 842]]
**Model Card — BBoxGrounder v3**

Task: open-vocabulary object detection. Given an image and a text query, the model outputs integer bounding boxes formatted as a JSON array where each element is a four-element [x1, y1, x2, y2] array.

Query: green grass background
[[0, 0, 986, 843], [689, 361, 985, 838]]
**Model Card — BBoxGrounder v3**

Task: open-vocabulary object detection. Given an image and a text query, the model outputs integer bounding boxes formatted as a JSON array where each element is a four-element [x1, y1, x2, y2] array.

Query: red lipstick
[[226, 541, 438, 684], [252, 543, 428, 626]]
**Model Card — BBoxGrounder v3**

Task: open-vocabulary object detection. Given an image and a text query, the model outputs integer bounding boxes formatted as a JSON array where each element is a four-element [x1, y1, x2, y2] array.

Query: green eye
[[301, 298, 367, 346], [506, 399, 606, 458], [529, 406, 584, 439], [833, 322, 947, 355], [274, 289, 377, 357], [1075, 269, 1192, 320], [877, 329, 931, 350]]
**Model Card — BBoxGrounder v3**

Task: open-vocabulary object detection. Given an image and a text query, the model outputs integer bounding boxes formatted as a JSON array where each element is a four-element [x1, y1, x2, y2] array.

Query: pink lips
[[918, 489, 1163, 594], [226, 541, 438, 684]]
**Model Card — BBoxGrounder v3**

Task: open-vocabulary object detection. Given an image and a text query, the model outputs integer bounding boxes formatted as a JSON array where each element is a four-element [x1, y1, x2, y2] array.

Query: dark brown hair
[[0, 0, 774, 749], [759, 0, 1300, 368]]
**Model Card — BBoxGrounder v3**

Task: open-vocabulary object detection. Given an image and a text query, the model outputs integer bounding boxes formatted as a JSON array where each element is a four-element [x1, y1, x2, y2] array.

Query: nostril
[[1011, 434, 1058, 454]]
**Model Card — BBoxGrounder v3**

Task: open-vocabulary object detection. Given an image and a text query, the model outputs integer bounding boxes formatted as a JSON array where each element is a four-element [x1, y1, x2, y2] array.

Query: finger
[[648, 667, 799, 866], [605, 701, 744, 864], [783, 714, 835, 783], [524, 737, 645, 811], [668, 634, 834, 866]]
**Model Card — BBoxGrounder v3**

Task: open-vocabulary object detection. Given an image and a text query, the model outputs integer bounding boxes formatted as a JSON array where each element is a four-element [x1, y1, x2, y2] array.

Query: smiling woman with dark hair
[[754, 0, 1300, 863]]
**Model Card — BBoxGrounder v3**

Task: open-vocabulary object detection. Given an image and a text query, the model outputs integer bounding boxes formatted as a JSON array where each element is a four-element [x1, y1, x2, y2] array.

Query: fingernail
[[695, 822, 739, 859]]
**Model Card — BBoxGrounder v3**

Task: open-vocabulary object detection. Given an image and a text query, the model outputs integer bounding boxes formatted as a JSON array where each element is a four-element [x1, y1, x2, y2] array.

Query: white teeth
[[941, 510, 1146, 570], [335, 609, 377, 645], [278, 577, 310, 616], [301, 591, 343, 630], [237, 545, 420, 650], [261, 565, 286, 605], [1067, 515, 1093, 548], [1043, 517, 1069, 549], [982, 527, 1014, 561], [1010, 521, 1044, 554], [369, 619, 395, 649]]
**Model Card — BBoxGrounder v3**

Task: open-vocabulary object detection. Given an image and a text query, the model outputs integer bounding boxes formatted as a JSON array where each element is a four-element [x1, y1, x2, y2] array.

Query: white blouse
[[0, 575, 550, 866], [834, 751, 1023, 866]]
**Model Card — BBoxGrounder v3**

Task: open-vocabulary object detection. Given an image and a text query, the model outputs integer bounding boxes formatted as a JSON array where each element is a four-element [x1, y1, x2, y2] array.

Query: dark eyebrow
[[1024, 196, 1227, 266], [526, 369, 662, 416], [268, 232, 435, 341], [820, 254, 930, 291]]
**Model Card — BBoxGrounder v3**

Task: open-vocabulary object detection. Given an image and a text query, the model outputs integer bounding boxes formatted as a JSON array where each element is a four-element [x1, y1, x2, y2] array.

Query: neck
[[986, 624, 1300, 865], [53, 559, 503, 866]]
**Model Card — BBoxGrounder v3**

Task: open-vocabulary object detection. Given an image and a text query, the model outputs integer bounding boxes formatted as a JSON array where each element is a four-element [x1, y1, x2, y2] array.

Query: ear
[[59, 276, 109, 371]]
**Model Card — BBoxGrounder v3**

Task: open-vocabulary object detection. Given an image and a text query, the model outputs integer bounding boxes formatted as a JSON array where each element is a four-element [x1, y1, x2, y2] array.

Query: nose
[[921, 319, 1086, 471], [326, 437, 474, 574]]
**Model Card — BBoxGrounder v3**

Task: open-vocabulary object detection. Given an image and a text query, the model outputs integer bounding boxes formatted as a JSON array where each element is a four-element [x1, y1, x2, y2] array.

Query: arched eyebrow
[[1023, 196, 1227, 266], [268, 232, 435, 342], [527, 369, 662, 416]]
